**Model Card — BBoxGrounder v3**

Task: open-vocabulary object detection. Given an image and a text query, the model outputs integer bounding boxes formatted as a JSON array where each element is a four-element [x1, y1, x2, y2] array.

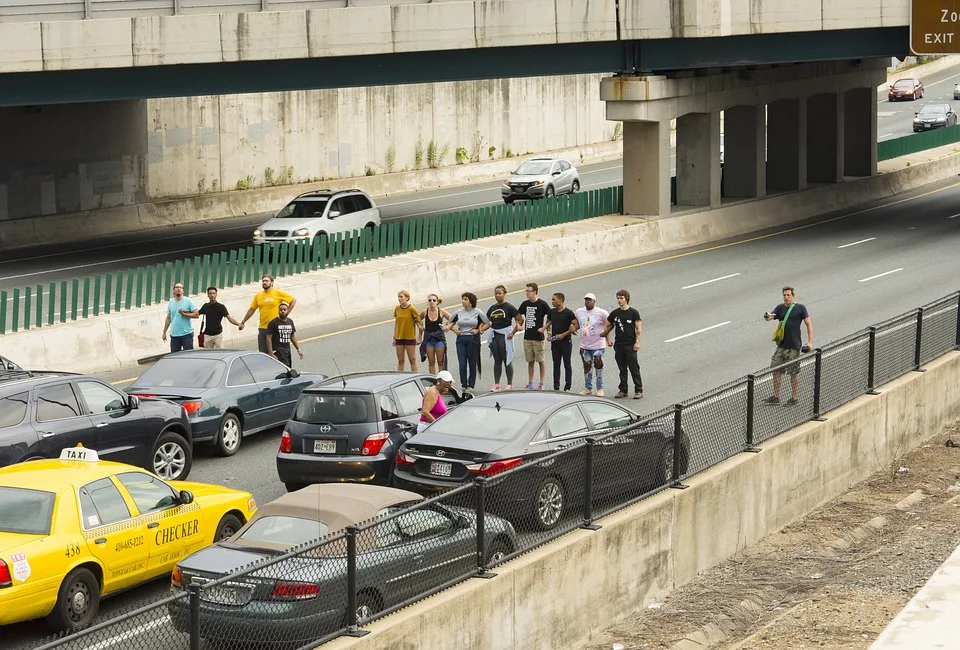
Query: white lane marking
[[681, 273, 740, 290], [948, 213, 960, 219], [85, 615, 171, 650], [836, 237, 877, 249], [925, 72, 960, 87], [859, 268, 904, 283], [664, 321, 731, 343], [877, 112, 898, 117], [879, 133, 894, 139]]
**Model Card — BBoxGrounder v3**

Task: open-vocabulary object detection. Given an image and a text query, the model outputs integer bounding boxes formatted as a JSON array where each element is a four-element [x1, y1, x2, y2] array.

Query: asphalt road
[[879, 63, 960, 140], [7, 171, 960, 649]]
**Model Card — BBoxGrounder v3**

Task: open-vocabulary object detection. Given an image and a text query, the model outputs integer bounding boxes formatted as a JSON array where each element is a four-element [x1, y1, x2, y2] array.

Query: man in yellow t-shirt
[[239, 274, 296, 353]]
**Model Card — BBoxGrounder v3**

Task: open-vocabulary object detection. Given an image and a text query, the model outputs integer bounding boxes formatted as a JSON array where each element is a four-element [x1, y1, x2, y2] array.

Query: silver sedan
[[501, 157, 581, 203]]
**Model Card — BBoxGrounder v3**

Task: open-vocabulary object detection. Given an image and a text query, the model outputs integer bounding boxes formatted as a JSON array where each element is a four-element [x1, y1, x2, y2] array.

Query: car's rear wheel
[[214, 513, 243, 541], [659, 441, 675, 485], [531, 476, 565, 531], [354, 591, 381, 623], [214, 413, 242, 457], [152, 431, 192, 481], [47, 568, 99, 632], [484, 538, 513, 566]]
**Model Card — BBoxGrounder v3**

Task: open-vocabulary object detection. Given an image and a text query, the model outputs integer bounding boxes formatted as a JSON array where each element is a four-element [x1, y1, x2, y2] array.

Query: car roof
[[0, 457, 135, 492], [291, 189, 369, 201], [0, 369, 83, 392], [151, 350, 245, 362], [310, 371, 431, 392]]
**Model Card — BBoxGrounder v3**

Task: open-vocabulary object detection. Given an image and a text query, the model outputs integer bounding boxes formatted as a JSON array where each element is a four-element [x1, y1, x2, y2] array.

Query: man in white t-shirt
[[575, 293, 612, 396]]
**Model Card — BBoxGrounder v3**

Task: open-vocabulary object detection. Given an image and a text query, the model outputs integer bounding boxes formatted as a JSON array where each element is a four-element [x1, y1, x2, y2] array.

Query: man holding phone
[[763, 286, 814, 405]]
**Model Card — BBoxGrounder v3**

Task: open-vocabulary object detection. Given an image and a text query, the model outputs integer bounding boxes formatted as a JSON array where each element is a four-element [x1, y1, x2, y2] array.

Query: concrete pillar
[[844, 87, 878, 177], [723, 105, 766, 199], [676, 112, 721, 207], [766, 98, 807, 193], [806, 92, 844, 184], [622, 120, 671, 217]]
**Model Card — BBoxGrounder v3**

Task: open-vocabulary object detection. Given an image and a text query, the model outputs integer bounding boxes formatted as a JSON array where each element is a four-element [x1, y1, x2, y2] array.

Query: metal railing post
[[812, 348, 827, 421], [867, 327, 880, 394], [914, 308, 926, 372], [188, 582, 200, 650], [581, 439, 600, 530], [344, 526, 369, 637], [745, 375, 760, 451], [474, 479, 495, 578], [83, 0, 92, 19], [670, 404, 687, 489], [173, 0, 181, 15]]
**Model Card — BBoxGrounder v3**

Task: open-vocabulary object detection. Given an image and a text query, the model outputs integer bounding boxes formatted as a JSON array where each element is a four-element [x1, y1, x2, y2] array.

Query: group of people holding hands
[[392, 283, 645, 400]]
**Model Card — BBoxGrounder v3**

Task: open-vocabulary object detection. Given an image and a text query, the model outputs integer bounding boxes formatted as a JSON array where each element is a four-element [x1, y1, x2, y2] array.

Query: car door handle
[[147, 522, 159, 529], [95, 422, 108, 428], [40, 432, 55, 439], [95, 538, 107, 545]]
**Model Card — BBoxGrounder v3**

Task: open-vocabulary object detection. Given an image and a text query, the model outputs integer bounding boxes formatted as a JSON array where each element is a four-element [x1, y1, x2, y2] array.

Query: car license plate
[[430, 461, 452, 477], [314, 440, 336, 454]]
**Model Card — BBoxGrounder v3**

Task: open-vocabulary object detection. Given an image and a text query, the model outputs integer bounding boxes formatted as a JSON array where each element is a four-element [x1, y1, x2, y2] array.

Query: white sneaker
[[597, 389, 605, 397], [580, 389, 593, 396]]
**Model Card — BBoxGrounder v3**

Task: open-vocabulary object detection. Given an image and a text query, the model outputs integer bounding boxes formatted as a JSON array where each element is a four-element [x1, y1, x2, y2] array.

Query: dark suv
[[0, 369, 194, 480], [276, 372, 471, 492]]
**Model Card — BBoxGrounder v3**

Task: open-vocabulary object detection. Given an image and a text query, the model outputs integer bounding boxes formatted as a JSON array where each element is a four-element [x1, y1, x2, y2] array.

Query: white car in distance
[[253, 189, 382, 246]]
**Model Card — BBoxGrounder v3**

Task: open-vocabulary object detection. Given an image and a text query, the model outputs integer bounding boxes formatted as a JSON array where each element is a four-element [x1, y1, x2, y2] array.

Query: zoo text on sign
[[911, 0, 960, 54]]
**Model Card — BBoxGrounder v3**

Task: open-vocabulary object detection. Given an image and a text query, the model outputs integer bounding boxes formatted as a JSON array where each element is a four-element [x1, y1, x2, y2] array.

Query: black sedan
[[913, 103, 958, 132], [393, 391, 689, 531], [167, 483, 518, 647], [126, 350, 325, 457]]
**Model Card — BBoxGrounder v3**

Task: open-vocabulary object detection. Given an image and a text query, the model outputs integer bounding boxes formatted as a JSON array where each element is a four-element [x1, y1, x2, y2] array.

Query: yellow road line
[[110, 180, 960, 387]]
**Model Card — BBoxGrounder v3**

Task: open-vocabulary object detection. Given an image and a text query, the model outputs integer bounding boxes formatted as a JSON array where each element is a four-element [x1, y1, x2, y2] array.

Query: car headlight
[[503, 180, 511, 186], [253, 229, 262, 237], [914, 117, 921, 123], [532, 180, 544, 186], [293, 228, 310, 237]]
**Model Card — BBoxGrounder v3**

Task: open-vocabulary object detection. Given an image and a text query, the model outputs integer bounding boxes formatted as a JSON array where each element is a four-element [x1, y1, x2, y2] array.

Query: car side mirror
[[128, 395, 140, 410], [288, 368, 301, 379], [179, 490, 194, 505], [328, 210, 340, 219]]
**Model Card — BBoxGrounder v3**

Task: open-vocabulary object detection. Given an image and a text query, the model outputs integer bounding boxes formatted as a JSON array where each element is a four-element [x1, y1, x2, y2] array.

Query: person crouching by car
[[419, 370, 454, 433], [266, 302, 303, 368]]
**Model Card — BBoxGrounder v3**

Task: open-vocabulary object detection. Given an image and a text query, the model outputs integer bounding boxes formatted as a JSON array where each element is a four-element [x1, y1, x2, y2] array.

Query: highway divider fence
[[0, 187, 622, 335], [35, 289, 960, 650], [878, 123, 960, 160]]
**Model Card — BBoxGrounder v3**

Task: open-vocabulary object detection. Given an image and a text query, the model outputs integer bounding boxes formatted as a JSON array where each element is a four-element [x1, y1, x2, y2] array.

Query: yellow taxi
[[0, 445, 257, 631]]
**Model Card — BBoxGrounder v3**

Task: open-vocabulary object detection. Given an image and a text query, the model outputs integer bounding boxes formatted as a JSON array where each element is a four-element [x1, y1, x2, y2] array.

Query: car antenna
[[331, 357, 347, 388]]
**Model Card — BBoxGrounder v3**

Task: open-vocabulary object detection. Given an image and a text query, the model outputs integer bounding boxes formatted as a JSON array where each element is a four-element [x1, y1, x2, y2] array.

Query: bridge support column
[[622, 120, 672, 216], [676, 112, 721, 208], [844, 87, 878, 177], [723, 105, 766, 199], [807, 92, 845, 183], [767, 98, 807, 193]]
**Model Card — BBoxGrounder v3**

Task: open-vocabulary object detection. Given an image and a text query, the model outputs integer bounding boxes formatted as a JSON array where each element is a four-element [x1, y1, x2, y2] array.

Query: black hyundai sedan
[[393, 391, 689, 531]]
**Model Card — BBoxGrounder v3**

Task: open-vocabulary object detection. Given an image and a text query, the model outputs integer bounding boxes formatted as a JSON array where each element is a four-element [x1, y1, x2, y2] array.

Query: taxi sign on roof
[[59, 446, 99, 462]]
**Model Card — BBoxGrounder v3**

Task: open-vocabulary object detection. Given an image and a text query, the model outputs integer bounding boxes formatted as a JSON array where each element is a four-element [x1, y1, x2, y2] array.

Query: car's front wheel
[[284, 482, 307, 493], [214, 413, 242, 457], [544, 185, 555, 199], [214, 513, 244, 541], [570, 179, 580, 194], [46, 567, 100, 632], [151, 431, 192, 481]]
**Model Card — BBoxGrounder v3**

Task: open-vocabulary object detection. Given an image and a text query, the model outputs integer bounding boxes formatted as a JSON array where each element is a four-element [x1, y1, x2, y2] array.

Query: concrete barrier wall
[[319, 349, 960, 650]]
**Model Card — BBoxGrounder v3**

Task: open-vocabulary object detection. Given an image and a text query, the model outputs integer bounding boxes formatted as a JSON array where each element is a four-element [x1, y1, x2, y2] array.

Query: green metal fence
[[878, 124, 960, 161], [0, 186, 623, 335]]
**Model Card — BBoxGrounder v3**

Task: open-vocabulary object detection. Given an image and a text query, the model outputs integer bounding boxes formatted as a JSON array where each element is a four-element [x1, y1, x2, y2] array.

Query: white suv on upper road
[[253, 189, 382, 246]]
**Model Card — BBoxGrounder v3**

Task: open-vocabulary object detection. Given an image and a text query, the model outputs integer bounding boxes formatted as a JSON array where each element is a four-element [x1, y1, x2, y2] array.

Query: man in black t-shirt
[[180, 286, 241, 349], [602, 289, 643, 399], [543, 293, 579, 391], [486, 286, 520, 390], [517, 282, 551, 390], [763, 286, 814, 405], [266, 302, 303, 368]]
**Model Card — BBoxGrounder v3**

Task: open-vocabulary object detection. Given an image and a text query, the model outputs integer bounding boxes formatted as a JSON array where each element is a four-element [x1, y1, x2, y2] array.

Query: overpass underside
[[602, 58, 888, 216]]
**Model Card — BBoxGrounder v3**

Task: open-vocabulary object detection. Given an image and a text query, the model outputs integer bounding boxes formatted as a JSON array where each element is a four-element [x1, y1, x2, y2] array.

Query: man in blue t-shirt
[[162, 282, 197, 353], [763, 286, 814, 405]]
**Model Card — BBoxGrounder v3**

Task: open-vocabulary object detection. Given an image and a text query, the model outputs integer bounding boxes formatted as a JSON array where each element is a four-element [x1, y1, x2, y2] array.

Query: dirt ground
[[584, 422, 960, 650]]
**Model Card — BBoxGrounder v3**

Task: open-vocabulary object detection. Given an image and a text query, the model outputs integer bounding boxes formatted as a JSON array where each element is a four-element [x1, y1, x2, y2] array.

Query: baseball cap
[[584, 293, 597, 301], [436, 370, 455, 383]]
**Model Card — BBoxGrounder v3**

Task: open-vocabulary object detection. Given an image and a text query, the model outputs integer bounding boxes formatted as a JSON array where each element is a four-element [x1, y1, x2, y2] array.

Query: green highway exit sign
[[912, 0, 960, 54]]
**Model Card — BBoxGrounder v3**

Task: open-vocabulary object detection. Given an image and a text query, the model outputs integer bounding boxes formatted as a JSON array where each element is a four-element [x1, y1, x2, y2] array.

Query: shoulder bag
[[772, 303, 796, 345]]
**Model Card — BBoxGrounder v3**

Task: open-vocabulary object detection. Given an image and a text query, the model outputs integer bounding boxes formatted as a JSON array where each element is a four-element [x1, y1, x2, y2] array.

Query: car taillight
[[0, 560, 11, 587], [181, 400, 203, 417], [396, 450, 416, 466], [171, 566, 182, 588], [360, 432, 389, 456], [269, 580, 319, 601], [279, 431, 293, 454], [465, 458, 523, 476], [131, 393, 156, 398]]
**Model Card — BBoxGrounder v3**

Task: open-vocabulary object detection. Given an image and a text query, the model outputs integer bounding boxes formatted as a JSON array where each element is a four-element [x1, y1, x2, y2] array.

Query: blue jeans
[[456, 335, 478, 388], [170, 333, 194, 353]]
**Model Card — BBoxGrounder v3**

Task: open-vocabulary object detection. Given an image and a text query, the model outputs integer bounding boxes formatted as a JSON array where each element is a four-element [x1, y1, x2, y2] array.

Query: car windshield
[[134, 358, 226, 389], [275, 199, 328, 219], [292, 393, 377, 424], [894, 80, 914, 89], [919, 105, 947, 117], [514, 161, 553, 175], [0, 487, 55, 535], [238, 516, 329, 548], [425, 405, 533, 441]]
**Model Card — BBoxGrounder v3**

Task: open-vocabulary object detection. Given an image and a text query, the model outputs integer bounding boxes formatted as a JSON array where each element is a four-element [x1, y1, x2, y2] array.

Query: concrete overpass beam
[[807, 92, 844, 184], [676, 112, 721, 208], [723, 105, 766, 199], [844, 87, 878, 177], [622, 120, 671, 217], [766, 98, 807, 193]]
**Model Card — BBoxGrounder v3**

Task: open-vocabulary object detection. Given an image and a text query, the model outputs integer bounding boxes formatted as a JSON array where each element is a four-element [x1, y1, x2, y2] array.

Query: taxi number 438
[[64, 543, 81, 559]]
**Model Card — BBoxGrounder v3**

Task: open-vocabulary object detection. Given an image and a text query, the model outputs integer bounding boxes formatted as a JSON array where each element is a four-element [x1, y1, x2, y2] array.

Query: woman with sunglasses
[[419, 293, 452, 374]]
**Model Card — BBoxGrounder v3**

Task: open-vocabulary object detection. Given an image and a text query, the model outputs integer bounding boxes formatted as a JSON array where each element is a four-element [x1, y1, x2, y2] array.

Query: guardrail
[[34, 289, 960, 649], [0, 186, 622, 335], [878, 124, 960, 160]]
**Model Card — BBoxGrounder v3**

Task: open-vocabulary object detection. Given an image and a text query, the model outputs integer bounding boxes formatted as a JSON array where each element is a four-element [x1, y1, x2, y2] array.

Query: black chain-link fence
[[35, 291, 960, 650]]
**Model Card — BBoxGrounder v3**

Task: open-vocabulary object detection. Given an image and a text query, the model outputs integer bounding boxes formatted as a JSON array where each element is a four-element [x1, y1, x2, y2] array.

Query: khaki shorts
[[202, 333, 224, 349], [770, 347, 801, 376], [523, 338, 545, 363]]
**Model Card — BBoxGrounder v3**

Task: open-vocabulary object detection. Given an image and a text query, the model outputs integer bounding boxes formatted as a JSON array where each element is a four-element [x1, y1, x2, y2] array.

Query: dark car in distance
[[276, 372, 471, 492], [393, 391, 689, 531], [0, 368, 194, 480], [125, 350, 324, 457], [913, 103, 958, 132]]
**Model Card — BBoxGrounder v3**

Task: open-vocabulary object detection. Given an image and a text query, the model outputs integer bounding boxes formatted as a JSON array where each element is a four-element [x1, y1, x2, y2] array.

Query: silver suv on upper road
[[501, 157, 581, 204], [253, 189, 382, 246]]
